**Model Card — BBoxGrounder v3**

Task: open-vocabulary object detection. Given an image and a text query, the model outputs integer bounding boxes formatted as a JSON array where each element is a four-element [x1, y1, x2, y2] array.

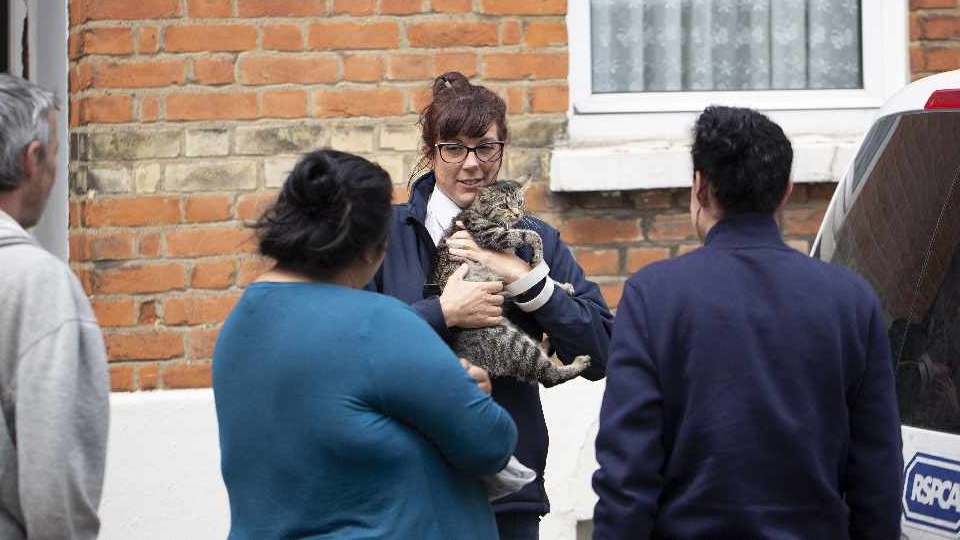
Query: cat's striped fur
[[429, 180, 590, 387]]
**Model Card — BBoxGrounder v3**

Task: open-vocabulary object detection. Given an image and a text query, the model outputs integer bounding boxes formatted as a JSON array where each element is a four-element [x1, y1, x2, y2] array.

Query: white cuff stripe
[[503, 260, 550, 298], [515, 277, 555, 312]]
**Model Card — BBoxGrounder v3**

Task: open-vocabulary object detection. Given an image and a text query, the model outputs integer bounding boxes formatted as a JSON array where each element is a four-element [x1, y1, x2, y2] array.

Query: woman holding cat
[[212, 149, 517, 539], [366, 72, 613, 540]]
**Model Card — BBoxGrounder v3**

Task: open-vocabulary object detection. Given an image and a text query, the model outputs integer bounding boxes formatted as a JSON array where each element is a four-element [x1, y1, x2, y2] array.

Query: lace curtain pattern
[[591, 0, 861, 93]]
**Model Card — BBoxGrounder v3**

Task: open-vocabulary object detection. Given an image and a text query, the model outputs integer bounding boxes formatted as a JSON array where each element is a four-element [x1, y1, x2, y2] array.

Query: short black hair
[[691, 105, 793, 215], [254, 149, 393, 280]]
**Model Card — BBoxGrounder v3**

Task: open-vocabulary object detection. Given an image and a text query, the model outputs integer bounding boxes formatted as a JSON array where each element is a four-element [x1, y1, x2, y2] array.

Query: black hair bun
[[286, 150, 347, 221]]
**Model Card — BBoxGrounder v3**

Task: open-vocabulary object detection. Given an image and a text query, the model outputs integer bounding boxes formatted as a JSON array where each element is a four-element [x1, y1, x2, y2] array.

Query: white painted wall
[[99, 385, 604, 539]]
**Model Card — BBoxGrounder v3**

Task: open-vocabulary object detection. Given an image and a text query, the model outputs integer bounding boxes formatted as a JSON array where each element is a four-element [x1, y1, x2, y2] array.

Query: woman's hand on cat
[[447, 229, 530, 284], [460, 358, 492, 394], [440, 263, 504, 329]]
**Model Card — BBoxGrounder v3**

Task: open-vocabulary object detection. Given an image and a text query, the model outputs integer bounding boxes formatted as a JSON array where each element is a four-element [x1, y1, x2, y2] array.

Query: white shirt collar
[[425, 185, 462, 246]]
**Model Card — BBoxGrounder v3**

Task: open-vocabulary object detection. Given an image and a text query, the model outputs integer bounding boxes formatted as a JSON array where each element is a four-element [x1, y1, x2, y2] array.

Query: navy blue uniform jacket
[[593, 213, 903, 540], [368, 173, 613, 514]]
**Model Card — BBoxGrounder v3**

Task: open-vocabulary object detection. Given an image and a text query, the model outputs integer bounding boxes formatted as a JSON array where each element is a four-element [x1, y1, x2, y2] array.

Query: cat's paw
[[572, 355, 591, 370], [557, 282, 575, 296]]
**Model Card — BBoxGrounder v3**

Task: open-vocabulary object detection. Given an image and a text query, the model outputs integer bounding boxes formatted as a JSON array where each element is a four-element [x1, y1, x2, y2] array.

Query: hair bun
[[288, 151, 346, 217], [433, 71, 470, 98]]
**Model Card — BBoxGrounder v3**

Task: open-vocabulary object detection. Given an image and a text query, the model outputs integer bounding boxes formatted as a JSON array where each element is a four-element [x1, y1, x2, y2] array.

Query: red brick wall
[[911, 0, 960, 77], [67, 0, 958, 391]]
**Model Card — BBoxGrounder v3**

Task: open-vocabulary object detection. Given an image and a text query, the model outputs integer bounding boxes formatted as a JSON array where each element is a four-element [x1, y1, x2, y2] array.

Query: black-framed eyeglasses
[[434, 142, 505, 164]]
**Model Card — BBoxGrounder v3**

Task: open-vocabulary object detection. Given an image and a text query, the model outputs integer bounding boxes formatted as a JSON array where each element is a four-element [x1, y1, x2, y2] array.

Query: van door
[[816, 110, 960, 539]]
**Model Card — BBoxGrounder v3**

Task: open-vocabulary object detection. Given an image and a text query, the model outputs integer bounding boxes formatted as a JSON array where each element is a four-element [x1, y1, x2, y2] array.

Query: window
[[815, 110, 960, 434], [553, 0, 908, 191]]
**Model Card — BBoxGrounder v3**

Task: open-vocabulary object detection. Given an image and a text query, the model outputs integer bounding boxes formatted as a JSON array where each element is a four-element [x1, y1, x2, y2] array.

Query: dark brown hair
[[410, 72, 508, 184]]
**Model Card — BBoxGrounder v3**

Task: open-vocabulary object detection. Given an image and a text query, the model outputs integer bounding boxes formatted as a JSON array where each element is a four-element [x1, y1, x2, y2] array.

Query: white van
[[812, 69, 960, 539]]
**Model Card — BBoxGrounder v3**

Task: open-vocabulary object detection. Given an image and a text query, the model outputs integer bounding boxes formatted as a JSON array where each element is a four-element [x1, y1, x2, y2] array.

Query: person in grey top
[[0, 73, 109, 539]]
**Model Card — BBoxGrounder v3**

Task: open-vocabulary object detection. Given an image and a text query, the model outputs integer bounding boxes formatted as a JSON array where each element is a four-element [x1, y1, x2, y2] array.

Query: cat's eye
[[435, 142, 505, 164]]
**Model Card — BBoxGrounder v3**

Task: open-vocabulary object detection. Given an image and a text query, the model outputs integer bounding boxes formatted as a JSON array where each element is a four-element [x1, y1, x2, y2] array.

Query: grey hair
[[0, 74, 58, 191]]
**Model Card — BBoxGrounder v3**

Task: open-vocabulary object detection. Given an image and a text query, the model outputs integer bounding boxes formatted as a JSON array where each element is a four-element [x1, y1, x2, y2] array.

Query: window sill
[[549, 137, 857, 192]]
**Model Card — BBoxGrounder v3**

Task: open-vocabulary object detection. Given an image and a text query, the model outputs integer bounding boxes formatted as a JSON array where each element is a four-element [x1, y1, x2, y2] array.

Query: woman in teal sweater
[[212, 149, 517, 539]]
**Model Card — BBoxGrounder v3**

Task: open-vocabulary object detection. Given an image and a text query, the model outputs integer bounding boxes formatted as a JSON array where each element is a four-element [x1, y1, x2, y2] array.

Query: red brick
[[314, 88, 405, 117], [166, 227, 258, 257], [140, 95, 161, 122], [104, 330, 184, 361], [380, 0, 423, 14], [781, 206, 825, 236], [80, 59, 186, 89], [77, 94, 134, 124], [558, 217, 641, 244], [77, 27, 133, 56], [110, 364, 137, 392], [481, 0, 565, 15], [84, 197, 180, 227], [530, 84, 568, 112], [308, 21, 400, 50], [163, 293, 240, 325], [525, 21, 566, 47], [187, 0, 232, 17], [626, 247, 670, 272], [72, 265, 95, 294], [263, 89, 308, 118], [74, 0, 181, 23], [70, 230, 136, 261], [93, 262, 187, 294], [926, 47, 960, 71], [344, 54, 384, 82], [237, 0, 327, 17], [408, 21, 498, 47], [910, 0, 957, 7], [91, 298, 138, 327], [333, 0, 375, 15], [435, 52, 477, 78], [504, 86, 526, 114], [807, 184, 836, 201], [484, 52, 568, 80], [161, 362, 212, 389], [911, 45, 924, 72], [236, 191, 278, 220], [165, 24, 257, 52], [573, 248, 619, 275], [432, 0, 472, 11], [193, 57, 236, 85], [139, 300, 158, 324], [69, 33, 81, 60], [598, 278, 625, 308], [239, 54, 338, 85], [184, 194, 232, 223], [920, 15, 960, 40], [139, 364, 159, 390], [647, 213, 695, 241], [910, 13, 922, 41], [166, 92, 258, 121], [192, 258, 237, 289], [188, 328, 220, 359], [388, 54, 435, 81], [69, 201, 81, 228], [139, 231, 162, 257], [501, 19, 522, 45], [137, 27, 160, 54], [238, 256, 274, 286], [408, 86, 432, 114], [523, 182, 568, 213], [263, 24, 303, 51]]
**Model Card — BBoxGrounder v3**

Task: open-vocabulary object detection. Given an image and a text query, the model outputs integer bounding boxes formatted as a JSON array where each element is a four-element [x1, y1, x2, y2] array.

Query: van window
[[823, 110, 960, 434]]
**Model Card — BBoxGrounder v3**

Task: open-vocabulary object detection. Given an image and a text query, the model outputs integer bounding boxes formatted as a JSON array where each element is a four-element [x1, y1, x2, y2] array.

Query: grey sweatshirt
[[0, 209, 109, 539]]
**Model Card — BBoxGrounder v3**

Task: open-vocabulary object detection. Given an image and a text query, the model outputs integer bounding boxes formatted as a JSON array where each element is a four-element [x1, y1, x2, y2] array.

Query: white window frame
[[553, 0, 909, 191]]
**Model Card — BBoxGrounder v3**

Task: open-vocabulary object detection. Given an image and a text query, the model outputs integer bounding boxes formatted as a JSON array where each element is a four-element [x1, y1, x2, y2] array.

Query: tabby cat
[[429, 180, 591, 387]]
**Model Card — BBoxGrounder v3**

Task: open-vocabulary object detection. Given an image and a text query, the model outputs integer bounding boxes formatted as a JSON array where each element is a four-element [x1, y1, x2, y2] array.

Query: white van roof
[[879, 68, 960, 117]]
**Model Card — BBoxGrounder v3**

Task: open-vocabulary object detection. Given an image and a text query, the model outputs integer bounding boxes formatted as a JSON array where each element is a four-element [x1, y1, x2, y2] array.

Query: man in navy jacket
[[592, 106, 903, 539]]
